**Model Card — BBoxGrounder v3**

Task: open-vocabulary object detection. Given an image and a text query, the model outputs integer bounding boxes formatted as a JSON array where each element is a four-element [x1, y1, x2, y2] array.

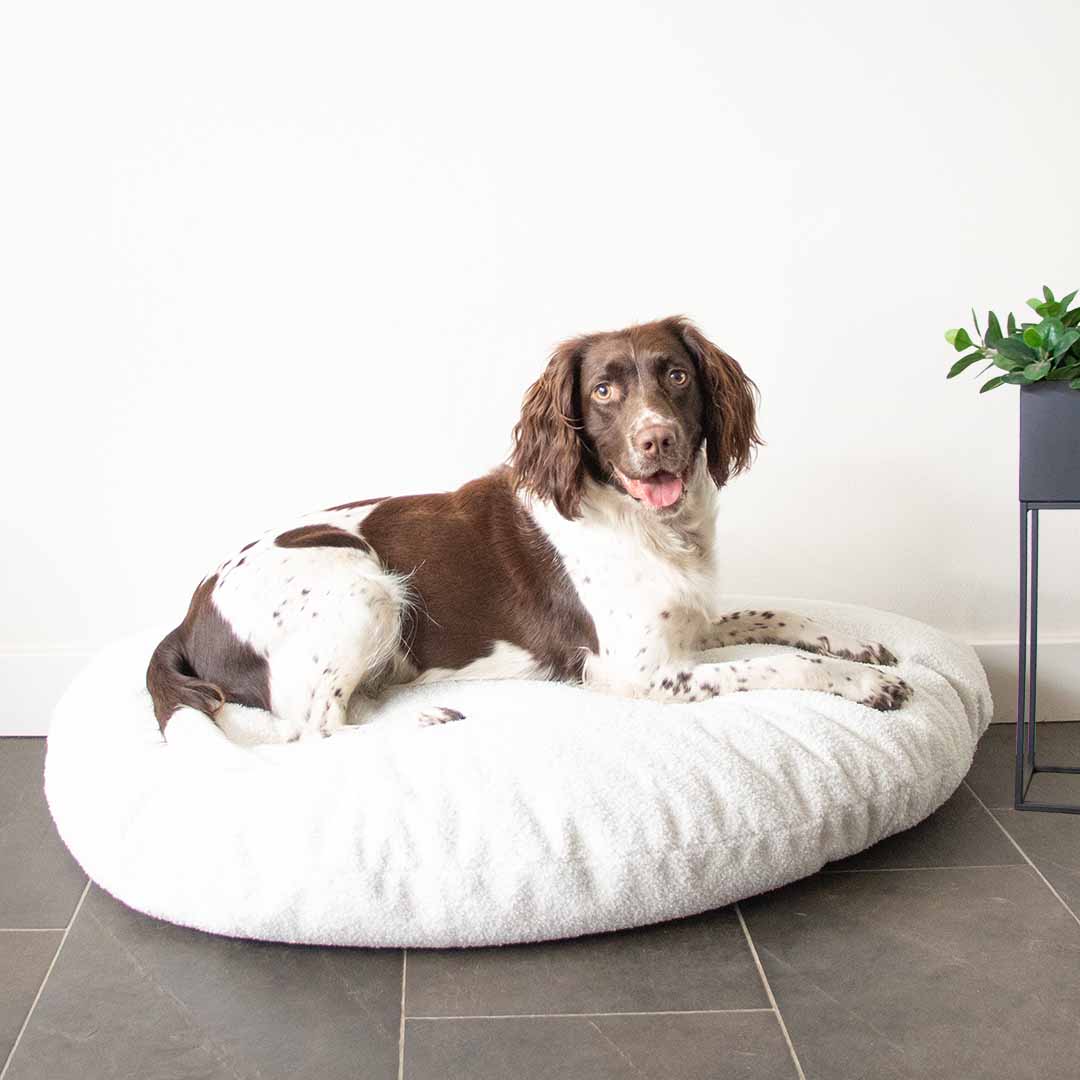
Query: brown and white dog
[[147, 316, 910, 739]]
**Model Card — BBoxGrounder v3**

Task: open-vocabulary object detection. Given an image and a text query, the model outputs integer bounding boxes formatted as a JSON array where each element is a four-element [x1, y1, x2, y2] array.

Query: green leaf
[[1048, 363, 1080, 381], [986, 310, 1003, 346], [947, 351, 985, 378], [971, 308, 982, 338], [980, 375, 1006, 393], [945, 327, 974, 351], [1052, 329, 1080, 358], [1024, 359, 1052, 381], [1063, 308, 1080, 328], [1040, 317, 1065, 350], [1058, 289, 1077, 310], [1004, 372, 1029, 384], [1070, 377, 1080, 390], [1008, 312, 1017, 335], [1027, 297, 1045, 313], [992, 353, 1023, 371], [1044, 285, 1056, 302], [1023, 326, 1043, 349], [997, 336, 1036, 362]]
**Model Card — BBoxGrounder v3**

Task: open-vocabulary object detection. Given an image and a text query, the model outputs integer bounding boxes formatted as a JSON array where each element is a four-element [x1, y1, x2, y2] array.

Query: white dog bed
[[45, 595, 991, 948]]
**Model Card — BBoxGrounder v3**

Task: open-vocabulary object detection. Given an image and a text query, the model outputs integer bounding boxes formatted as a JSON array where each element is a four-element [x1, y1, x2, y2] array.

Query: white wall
[[3, 0, 1080, 730]]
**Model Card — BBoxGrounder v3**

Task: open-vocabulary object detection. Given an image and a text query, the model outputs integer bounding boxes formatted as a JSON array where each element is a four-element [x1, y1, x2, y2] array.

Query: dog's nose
[[635, 424, 678, 458]]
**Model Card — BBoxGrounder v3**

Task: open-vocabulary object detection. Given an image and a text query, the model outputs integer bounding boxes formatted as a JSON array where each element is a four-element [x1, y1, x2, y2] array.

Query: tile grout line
[[397, 949, 407, 1080], [403, 1007, 777, 1021], [963, 780, 1080, 929], [822, 863, 1023, 874], [735, 903, 807, 1080], [0, 879, 91, 1080], [0, 928, 69, 933]]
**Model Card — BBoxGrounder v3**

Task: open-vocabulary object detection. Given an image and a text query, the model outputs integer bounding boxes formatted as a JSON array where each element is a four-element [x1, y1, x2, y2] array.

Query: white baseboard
[[0, 642, 1076, 736], [972, 640, 1080, 725], [0, 652, 94, 736]]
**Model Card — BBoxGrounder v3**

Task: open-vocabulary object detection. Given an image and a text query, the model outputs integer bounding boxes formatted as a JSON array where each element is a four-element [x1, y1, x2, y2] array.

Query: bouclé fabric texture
[[46, 595, 991, 948]]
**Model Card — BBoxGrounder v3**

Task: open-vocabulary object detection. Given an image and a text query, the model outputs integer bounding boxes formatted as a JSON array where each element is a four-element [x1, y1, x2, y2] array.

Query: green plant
[[945, 285, 1080, 393]]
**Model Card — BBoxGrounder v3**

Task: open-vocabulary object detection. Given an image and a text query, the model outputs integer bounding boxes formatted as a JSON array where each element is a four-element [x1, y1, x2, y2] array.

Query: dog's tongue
[[623, 472, 684, 508]]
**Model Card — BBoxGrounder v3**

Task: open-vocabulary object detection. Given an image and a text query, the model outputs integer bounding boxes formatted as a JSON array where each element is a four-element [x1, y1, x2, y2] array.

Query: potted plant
[[946, 285, 1080, 500]]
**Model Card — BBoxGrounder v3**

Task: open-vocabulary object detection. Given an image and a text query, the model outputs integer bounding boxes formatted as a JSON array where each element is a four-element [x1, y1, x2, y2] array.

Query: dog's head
[[511, 316, 761, 519]]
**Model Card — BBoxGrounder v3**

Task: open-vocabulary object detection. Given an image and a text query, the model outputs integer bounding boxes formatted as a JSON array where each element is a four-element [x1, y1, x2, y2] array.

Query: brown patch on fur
[[146, 575, 271, 734], [663, 317, 762, 488], [509, 338, 588, 519], [360, 468, 597, 678], [275, 525, 371, 552]]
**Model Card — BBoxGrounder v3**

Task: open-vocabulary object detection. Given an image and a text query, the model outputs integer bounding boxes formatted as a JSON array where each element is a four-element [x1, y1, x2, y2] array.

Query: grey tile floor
[[2, 728, 1079, 1079]]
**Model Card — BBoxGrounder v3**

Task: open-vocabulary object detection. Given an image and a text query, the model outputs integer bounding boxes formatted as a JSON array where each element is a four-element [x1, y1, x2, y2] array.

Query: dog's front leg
[[633, 654, 910, 711], [698, 609, 897, 666]]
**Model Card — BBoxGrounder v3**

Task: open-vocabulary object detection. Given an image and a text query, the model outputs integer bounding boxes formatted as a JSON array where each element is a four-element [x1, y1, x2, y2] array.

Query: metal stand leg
[[1029, 509, 1039, 766], [1015, 501, 1080, 813], [1015, 503, 1030, 807]]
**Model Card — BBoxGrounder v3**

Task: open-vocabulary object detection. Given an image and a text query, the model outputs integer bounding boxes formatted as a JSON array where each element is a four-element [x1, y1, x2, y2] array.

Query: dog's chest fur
[[526, 460, 722, 693]]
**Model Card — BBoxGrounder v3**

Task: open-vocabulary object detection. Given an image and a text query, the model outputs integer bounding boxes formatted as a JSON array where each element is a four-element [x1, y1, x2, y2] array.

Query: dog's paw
[[418, 706, 466, 728], [852, 668, 911, 711], [808, 657, 911, 711], [807, 634, 898, 667], [841, 640, 898, 667], [799, 634, 897, 667]]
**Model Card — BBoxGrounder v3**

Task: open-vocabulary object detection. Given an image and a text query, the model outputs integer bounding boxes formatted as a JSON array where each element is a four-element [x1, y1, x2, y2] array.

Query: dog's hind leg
[[264, 567, 410, 739]]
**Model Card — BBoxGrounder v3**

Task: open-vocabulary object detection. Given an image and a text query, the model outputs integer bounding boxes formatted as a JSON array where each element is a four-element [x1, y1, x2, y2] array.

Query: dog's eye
[[669, 369, 689, 386], [592, 383, 613, 401]]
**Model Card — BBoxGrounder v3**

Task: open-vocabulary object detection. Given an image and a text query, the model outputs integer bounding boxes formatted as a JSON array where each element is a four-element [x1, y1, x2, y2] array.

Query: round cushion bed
[[45, 595, 991, 948]]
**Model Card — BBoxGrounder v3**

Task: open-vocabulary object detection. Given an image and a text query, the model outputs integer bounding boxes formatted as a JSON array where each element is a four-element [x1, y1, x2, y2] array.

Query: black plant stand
[[1014, 383, 1080, 813]]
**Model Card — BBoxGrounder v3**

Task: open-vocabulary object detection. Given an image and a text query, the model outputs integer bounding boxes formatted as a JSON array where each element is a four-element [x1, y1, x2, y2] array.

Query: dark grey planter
[[1019, 382, 1080, 502]]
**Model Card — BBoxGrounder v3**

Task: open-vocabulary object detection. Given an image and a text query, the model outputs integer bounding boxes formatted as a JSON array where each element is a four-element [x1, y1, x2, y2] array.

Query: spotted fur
[[147, 317, 910, 739]]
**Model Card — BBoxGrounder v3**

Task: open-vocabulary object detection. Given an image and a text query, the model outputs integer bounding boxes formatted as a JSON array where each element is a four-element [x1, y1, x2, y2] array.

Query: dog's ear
[[668, 316, 762, 488], [510, 336, 588, 519]]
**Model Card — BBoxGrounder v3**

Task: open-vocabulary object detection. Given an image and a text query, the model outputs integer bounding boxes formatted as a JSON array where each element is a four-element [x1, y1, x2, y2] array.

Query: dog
[[147, 316, 910, 739]]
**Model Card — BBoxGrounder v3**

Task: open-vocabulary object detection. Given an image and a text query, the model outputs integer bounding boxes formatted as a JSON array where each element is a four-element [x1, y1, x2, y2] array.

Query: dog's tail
[[146, 627, 225, 733]]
